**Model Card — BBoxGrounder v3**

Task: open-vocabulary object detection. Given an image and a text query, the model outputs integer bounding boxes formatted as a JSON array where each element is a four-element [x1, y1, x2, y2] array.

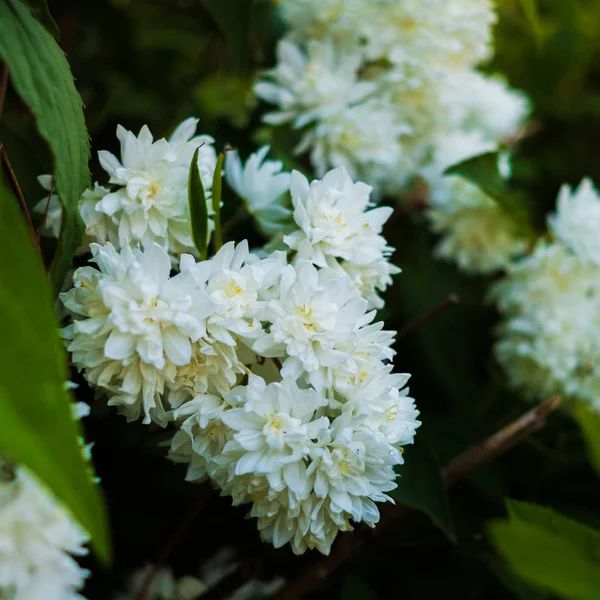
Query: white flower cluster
[[255, 0, 530, 273], [493, 179, 600, 411], [0, 461, 89, 600], [36, 118, 217, 259], [60, 152, 420, 554]]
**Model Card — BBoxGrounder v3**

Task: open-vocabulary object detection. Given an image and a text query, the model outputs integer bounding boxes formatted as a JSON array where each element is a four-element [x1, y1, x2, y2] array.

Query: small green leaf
[[188, 146, 209, 260], [211, 151, 225, 253], [23, 0, 60, 39], [445, 151, 509, 203], [0, 0, 90, 292], [341, 575, 379, 600], [517, 0, 543, 48], [392, 438, 456, 542], [573, 403, 600, 478], [0, 181, 111, 562], [490, 500, 600, 600], [445, 151, 533, 238], [201, 0, 254, 72]]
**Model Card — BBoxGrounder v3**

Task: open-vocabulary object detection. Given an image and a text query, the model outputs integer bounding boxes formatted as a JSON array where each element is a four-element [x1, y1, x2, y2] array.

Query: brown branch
[[0, 143, 42, 257], [442, 396, 561, 488], [396, 294, 459, 340], [0, 63, 8, 123], [271, 396, 561, 600], [136, 486, 212, 600]]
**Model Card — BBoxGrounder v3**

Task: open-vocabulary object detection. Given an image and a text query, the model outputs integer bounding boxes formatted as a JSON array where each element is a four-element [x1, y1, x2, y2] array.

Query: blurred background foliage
[[3, 0, 600, 597]]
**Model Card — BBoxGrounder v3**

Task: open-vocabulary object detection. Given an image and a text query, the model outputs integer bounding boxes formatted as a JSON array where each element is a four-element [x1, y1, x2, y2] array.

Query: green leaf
[[341, 575, 379, 600], [445, 151, 533, 238], [23, 0, 60, 39], [489, 500, 600, 600], [0, 181, 111, 562], [211, 151, 225, 253], [0, 0, 90, 291], [188, 146, 209, 260], [573, 403, 600, 478], [391, 438, 457, 542], [445, 151, 509, 203], [517, 0, 543, 48], [201, 0, 254, 72]]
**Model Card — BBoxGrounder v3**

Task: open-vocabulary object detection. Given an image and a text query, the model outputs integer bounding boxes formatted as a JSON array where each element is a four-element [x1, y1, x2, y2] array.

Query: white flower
[[61, 243, 214, 424], [253, 261, 371, 389], [167, 242, 287, 407], [255, 38, 375, 129], [220, 376, 328, 480], [301, 96, 411, 183], [114, 564, 206, 600], [334, 257, 400, 310], [224, 146, 293, 238], [33, 177, 112, 250], [0, 465, 89, 600], [342, 366, 420, 446], [284, 168, 394, 267], [78, 183, 116, 246], [493, 240, 600, 410], [169, 372, 421, 556], [549, 178, 600, 265], [429, 191, 527, 273], [441, 70, 530, 141], [250, 412, 410, 555], [96, 118, 216, 254], [33, 175, 62, 238]]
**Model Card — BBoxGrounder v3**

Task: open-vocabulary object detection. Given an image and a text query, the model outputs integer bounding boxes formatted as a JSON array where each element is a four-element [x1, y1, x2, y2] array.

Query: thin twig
[[271, 396, 561, 600], [0, 143, 42, 257], [0, 63, 8, 123], [136, 487, 212, 600], [396, 294, 459, 340], [442, 396, 561, 487]]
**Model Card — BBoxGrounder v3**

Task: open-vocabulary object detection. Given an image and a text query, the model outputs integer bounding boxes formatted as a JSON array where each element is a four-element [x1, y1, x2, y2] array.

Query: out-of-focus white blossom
[[549, 178, 600, 265], [494, 180, 600, 411], [0, 464, 89, 600], [440, 70, 530, 141], [224, 146, 293, 237], [114, 565, 206, 600], [255, 39, 375, 129], [114, 552, 284, 600]]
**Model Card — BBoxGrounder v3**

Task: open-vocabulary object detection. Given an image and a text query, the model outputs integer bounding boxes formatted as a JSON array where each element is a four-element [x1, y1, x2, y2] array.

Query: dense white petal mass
[[255, 0, 527, 203], [60, 243, 217, 424], [283, 168, 400, 306], [170, 372, 419, 555], [0, 464, 89, 600], [549, 178, 600, 265], [94, 118, 216, 254], [57, 147, 418, 555], [494, 180, 600, 411], [224, 146, 293, 237]]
